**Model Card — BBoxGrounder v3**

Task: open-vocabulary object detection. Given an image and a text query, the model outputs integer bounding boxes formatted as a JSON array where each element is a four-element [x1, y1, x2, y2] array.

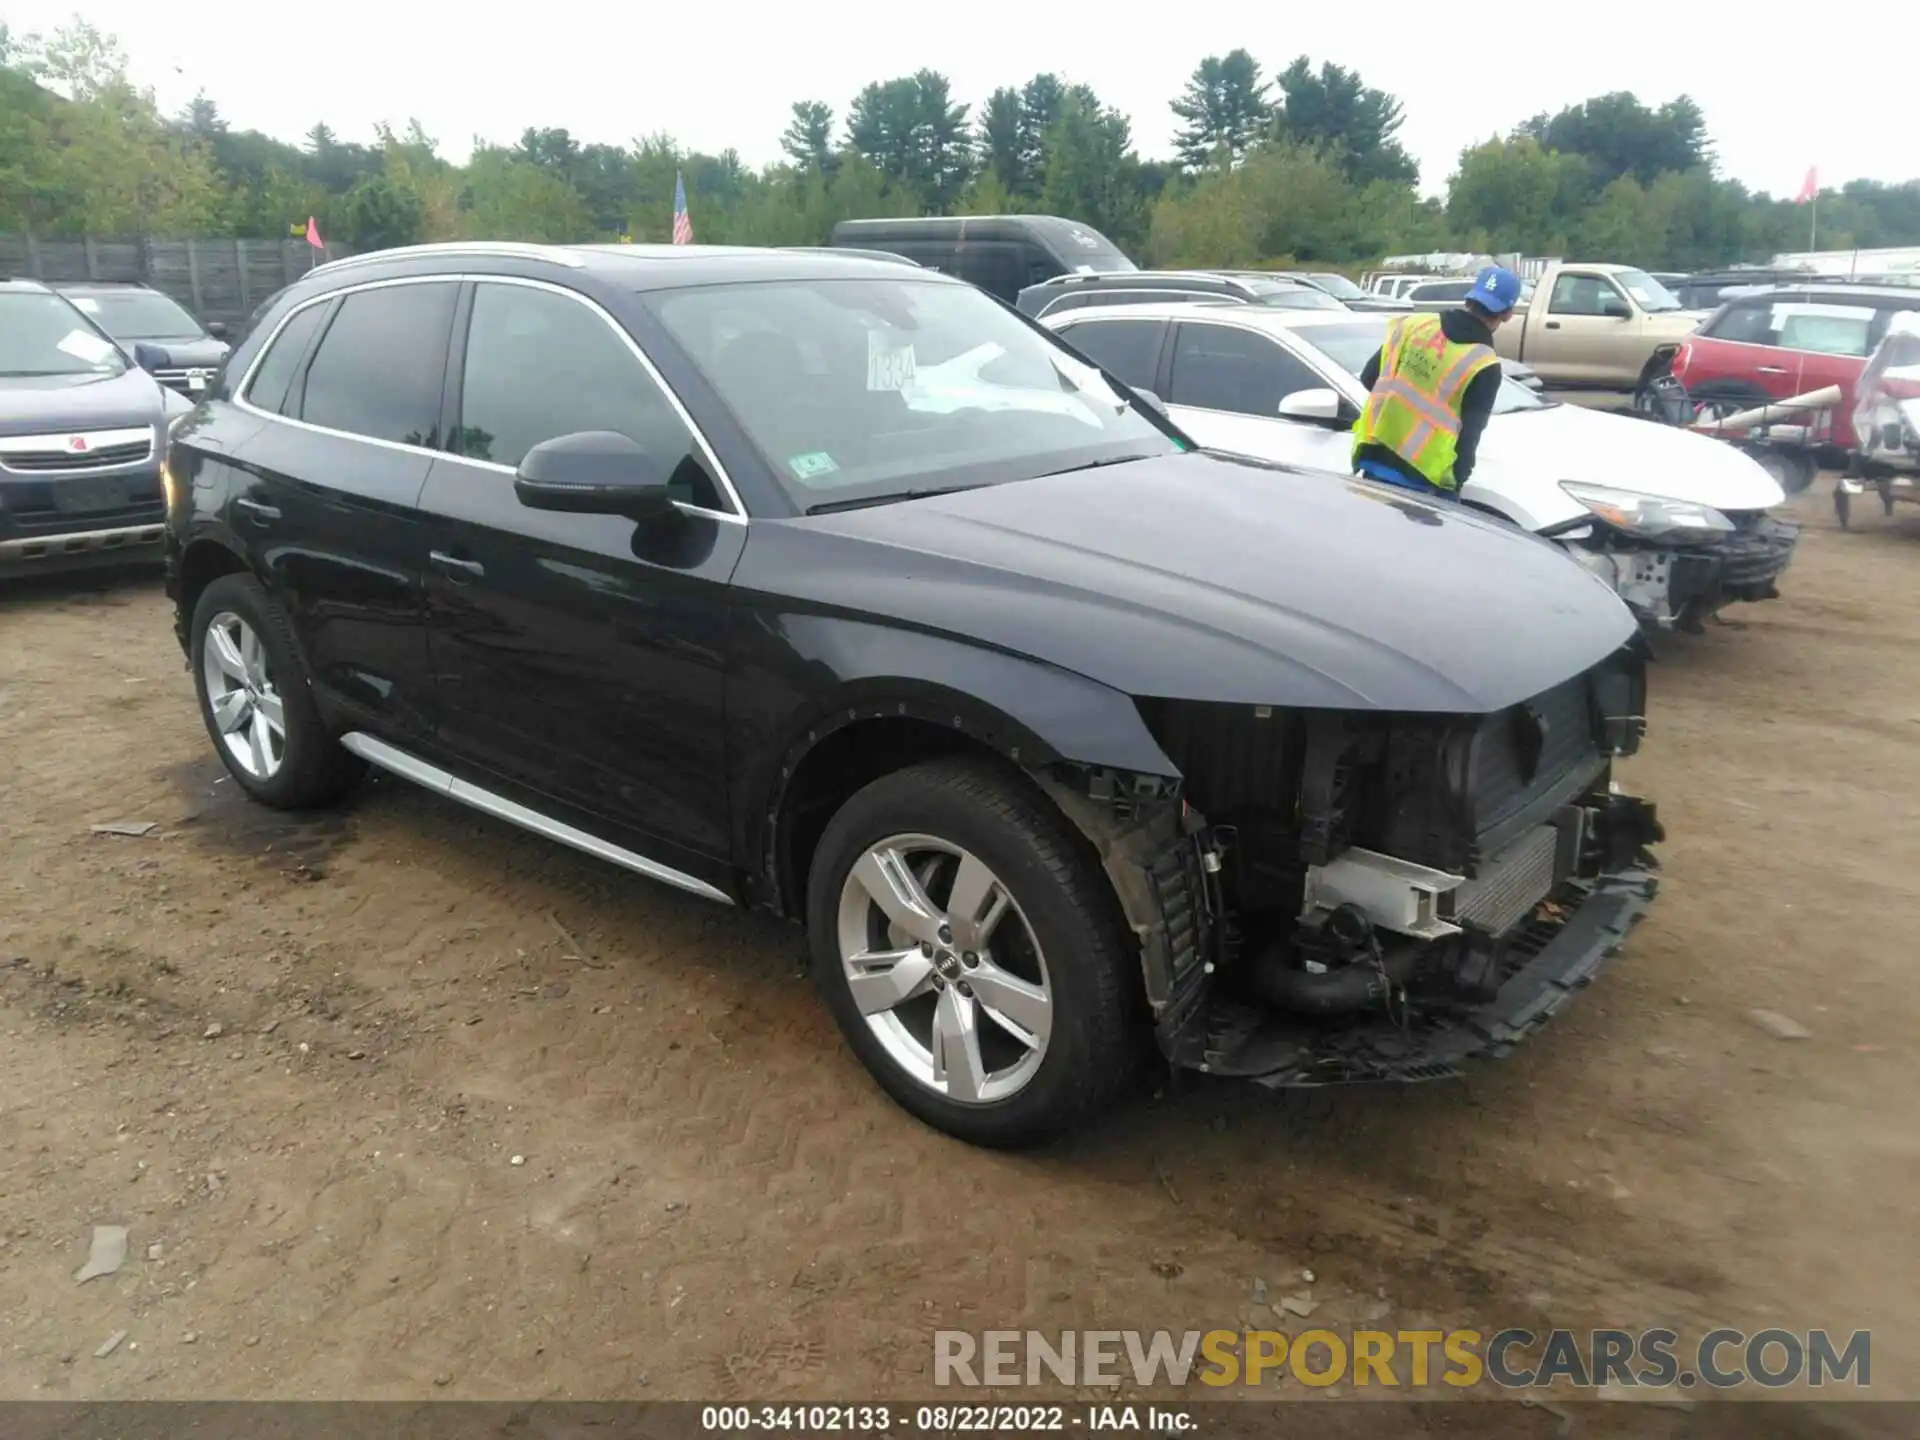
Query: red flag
[[1794, 167, 1817, 205], [305, 215, 324, 248]]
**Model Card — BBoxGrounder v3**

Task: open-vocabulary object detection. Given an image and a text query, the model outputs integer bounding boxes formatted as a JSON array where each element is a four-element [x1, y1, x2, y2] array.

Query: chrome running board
[[339, 731, 734, 906]]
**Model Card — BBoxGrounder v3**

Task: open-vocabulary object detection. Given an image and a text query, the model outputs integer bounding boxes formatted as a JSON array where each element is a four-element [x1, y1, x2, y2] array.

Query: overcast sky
[[14, 0, 1912, 202]]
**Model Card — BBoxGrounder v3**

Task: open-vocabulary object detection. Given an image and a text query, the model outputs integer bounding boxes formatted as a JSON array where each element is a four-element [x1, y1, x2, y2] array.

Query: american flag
[[672, 172, 693, 245]]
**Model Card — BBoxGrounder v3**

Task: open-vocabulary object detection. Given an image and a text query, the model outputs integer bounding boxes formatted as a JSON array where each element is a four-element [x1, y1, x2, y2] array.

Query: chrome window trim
[[229, 272, 747, 526]]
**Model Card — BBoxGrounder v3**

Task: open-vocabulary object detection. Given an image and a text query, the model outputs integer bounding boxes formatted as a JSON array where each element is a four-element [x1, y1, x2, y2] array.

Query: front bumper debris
[[1164, 867, 1658, 1087], [1567, 511, 1800, 632]]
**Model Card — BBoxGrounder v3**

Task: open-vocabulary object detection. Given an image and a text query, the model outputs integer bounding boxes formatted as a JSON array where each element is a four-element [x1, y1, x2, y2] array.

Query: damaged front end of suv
[[1046, 642, 1662, 1088]]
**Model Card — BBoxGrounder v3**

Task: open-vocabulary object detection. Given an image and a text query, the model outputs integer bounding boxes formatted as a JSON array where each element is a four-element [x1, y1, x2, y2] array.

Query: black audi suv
[[163, 241, 1663, 1147]]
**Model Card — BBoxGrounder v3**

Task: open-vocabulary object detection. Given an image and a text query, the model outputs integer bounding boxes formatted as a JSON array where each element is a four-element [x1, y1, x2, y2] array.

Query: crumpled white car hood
[[1469, 400, 1787, 529], [1173, 396, 1785, 532]]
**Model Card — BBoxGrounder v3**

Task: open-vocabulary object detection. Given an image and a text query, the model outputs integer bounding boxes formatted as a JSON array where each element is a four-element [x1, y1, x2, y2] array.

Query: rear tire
[[807, 757, 1142, 1148], [189, 573, 364, 810]]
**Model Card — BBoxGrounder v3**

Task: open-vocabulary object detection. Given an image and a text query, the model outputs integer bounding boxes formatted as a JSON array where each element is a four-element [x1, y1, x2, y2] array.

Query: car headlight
[[1560, 482, 1735, 542]]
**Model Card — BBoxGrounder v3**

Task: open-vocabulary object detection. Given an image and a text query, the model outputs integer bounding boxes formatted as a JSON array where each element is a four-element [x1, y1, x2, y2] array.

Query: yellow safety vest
[[1351, 315, 1499, 491]]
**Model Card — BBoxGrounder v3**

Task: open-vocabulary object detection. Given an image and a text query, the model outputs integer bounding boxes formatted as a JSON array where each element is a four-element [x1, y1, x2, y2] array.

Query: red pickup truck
[[1669, 283, 1920, 449]]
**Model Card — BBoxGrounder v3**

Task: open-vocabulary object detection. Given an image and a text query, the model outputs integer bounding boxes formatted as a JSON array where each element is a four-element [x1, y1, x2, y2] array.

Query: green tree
[[1017, 73, 1068, 198], [1168, 50, 1271, 170], [1518, 92, 1710, 188], [977, 87, 1024, 199], [846, 70, 973, 210], [461, 147, 589, 241], [1445, 135, 1585, 254], [779, 102, 836, 172], [1272, 58, 1417, 187], [1037, 91, 1145, 247], [342, 172, 425, 249]]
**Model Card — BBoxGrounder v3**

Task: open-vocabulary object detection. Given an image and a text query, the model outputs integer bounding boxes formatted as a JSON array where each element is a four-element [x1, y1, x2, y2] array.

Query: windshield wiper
[[804, 485, 980, 516], [1039, 453, 1156, 478]]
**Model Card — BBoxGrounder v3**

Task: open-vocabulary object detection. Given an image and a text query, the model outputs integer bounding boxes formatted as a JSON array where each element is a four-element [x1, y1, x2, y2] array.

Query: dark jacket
[[1356, 308, 1502, 490]]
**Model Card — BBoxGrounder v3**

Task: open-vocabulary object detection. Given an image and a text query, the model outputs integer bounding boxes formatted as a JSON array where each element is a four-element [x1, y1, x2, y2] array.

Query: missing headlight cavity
[[1088, 648, 1661, 1087]]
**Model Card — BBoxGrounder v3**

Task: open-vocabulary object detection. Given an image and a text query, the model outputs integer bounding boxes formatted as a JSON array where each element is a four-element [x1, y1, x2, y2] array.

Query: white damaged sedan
[[1044, 303, 1799, 631]]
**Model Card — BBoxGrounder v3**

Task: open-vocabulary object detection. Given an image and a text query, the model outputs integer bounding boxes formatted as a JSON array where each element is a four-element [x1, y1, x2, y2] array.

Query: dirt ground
[[2, 480, 1917, 1408]]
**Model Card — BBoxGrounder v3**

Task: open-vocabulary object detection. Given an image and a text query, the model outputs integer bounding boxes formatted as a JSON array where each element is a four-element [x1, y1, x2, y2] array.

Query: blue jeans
[[1354, 458, 1452, 500]]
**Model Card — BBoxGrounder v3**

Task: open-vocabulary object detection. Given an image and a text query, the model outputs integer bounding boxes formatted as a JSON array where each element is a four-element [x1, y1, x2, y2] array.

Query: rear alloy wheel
[[202, 611, 287, 782], [808, 758, 1141, 1147], [189, 573, 363, 809]]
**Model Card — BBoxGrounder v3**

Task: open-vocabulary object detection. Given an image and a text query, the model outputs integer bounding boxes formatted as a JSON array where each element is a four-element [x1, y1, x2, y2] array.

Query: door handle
[[1757, 365, 1789, 374], [430, 550, 485, 581], [1544, 321, 1562, 330], [234, 496, 281, 522]]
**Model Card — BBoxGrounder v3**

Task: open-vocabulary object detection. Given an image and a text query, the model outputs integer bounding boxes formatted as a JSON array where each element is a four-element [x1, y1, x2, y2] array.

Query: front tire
[[189, 572, 363, 809], [807, 758, 1142, 1148]]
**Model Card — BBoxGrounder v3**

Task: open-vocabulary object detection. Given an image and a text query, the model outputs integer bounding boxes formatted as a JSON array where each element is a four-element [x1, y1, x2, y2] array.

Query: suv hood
[[0, 367, 167, 437], [1469, 400, 1787, 529], [752, 452, 1636, 715]]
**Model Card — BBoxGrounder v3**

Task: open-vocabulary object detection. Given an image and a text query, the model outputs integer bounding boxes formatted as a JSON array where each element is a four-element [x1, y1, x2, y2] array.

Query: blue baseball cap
[[1465, 265, 1523, 314]]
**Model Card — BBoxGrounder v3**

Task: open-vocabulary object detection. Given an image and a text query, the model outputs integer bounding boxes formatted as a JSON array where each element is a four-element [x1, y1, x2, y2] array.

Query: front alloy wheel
[[808, 758, 1143, 1148], [837, 835, 1054, 1105], [202, 611, 287, 780]]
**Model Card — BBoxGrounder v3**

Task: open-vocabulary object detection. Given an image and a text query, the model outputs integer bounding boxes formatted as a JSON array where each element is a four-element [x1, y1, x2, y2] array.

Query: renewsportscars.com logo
[[934, 1328, 1872, 1391]]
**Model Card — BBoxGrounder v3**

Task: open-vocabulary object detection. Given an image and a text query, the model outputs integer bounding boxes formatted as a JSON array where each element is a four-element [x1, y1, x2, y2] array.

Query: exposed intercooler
[[1136, 649, 1643, 1023]]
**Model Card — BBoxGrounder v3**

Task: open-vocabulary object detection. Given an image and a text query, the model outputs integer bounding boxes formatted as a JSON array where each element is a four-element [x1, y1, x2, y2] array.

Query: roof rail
[[305, 242, 587, 277]]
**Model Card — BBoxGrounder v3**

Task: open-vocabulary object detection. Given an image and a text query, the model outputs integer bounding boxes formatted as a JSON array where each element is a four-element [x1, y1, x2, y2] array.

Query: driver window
[[1168, 323, 1323, 417], [458, 281, 726, 512], [1548, 275, 1624, 318]]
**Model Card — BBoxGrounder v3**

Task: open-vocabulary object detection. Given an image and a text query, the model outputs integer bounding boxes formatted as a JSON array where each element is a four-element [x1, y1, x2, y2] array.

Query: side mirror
[[207, 321, 230, 339], [1600, 298, 1633, 320], [513, 431, 674, 521], [1131, 388, 1169, 418], [1277, 387, 1345, 423], [131, 341, 168, 374]]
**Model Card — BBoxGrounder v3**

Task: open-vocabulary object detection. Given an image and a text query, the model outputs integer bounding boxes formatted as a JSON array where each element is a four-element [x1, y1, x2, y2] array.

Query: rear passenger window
[[1055, 319, 1165, 392], [242, 302, 328, 416], [1169, 322, 1325, 416], [1704, 301, 1776, 345], [299, 283, 457, 447], [457, 282, 726, 513]]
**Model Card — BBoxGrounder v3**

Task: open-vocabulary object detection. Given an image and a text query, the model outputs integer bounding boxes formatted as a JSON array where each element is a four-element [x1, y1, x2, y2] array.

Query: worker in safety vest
[[1351, 265, 1523, 499]]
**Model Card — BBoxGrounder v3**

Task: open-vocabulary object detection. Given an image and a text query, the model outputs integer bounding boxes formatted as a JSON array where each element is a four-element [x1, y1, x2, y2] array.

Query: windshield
[[1616, 269, 1684, 313], [649, 278, 1178, 509], [1309, 273, 1366, 301], [1291, 318, 1550, 415], [64, 288, 205, 340], [0, 293, 131, 377]]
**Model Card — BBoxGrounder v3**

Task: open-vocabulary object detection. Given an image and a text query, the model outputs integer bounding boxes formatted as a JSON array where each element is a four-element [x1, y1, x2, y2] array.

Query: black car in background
[[1016, 269, 1349, 320], [54, 281, 233, 398], [830, 215, 1135, 302], [1, 277, 191, 577], [165, 241, 1662, 1148]]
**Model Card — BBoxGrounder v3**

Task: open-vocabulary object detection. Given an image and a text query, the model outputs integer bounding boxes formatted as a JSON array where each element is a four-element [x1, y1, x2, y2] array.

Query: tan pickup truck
[[1485, 263, 1711, 396], [1404, 263, 1711, 396]]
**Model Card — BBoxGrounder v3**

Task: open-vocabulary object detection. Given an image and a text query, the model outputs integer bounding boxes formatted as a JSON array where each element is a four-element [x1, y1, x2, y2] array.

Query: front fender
[[728, 611, 1179, 899]]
